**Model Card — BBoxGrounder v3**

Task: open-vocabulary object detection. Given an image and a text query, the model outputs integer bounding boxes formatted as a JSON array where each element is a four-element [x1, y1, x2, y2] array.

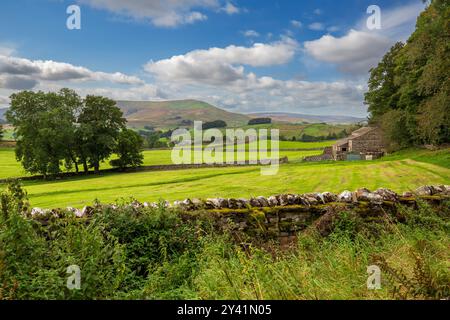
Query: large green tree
[[365, 42, 404, 121], [6, 90, 79, 177], [0, 124, 3, 141], [110, 129, 144, 170], [7, 89, 127, 177], [54, 88, 83, 173], [77, 95, 126, 173], [365, 0, 450, 148]]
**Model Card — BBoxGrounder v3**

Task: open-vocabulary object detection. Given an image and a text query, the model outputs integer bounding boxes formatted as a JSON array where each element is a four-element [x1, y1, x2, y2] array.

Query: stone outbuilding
[[332, 126, 385, 160]]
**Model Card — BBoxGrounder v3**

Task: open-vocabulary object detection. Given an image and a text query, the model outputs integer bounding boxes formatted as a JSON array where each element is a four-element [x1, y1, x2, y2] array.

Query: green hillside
[[117, 99, 250, 129]]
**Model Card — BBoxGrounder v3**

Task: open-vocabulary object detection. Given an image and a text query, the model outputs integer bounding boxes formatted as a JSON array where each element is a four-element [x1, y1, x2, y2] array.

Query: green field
[[0, 147, 324, 180], [1, 144, 449, 208], [184, 123, 358, 141], [238, 123, 358, 139], [0, 148, 445, 208], [248, 140, 334, 149]]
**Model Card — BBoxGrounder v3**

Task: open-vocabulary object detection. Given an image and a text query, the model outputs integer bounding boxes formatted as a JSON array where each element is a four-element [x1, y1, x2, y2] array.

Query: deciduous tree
[[364, 0, 450, 148], [110, 129, 144, 170], [6, 90, 79, 177], [77, 95, 126, 173]]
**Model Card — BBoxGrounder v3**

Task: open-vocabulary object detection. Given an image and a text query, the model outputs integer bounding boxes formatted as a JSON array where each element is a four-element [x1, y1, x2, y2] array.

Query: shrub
[[248, 118, 272, 125], [0, 209, 126, 299], [202, 120, 227, 130], [91, 203, 207, 295]]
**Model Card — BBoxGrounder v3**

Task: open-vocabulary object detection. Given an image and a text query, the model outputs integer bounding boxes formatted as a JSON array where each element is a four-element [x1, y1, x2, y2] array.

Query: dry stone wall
[[27, 185, 450, 245]]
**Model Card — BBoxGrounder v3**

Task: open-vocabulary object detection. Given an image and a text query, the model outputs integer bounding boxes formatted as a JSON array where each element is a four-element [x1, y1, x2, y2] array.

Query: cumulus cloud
[[145, 38, 299, 86], [327, 26, 339, 32], [308, 22, 324, 31], [0, 95, 9, 104], [184, 11, 208, 24], [358, 1, 427, 40], [221, 2, 240, 15], [0, 44, 16, 57], [290, 20, 302, 28], [304, 29, 392, 74], [142, 38, 366, 116], [242, 30, 260, 37], [177, 78, 367, 116], [0, 54, 144, 90], [78, 0, 230, 27], [76, 84, 168, 101], [303, 2, 426, 75], [0, 75, 38, 90]]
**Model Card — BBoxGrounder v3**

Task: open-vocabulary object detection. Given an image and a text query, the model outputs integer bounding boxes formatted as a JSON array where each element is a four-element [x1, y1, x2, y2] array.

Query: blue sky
[[0, 0, 427, 116]]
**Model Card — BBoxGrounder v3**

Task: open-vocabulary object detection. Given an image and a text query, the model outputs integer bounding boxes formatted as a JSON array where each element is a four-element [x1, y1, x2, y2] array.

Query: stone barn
[[332, 127, 385, 161]]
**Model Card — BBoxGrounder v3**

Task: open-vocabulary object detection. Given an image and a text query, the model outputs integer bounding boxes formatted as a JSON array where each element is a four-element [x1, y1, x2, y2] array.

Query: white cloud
[[304, 2, 426, 75], [313, 9, 322, 15], [327, 26, 339, 32], [142, 39, 366, 116], [0, 44, 16, 57], [242, 30, 260, 37], [75, 84, 168, 101], [145, 38, 299, 86], [358, 1, 427, 40], [304, 29, 392, 74], [308, 22, 324, 31], [0, 95, 9, 105], [290, 20, 302, 28], [0, 54, 144, 90], [221, 2, 240, 15], [178, 79, 367, 116], [184, 11, 208, 24], [78, 0, 240, 27]]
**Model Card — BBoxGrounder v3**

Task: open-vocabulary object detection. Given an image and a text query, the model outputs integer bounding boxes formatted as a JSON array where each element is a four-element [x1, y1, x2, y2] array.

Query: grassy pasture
[[0, 145, 326, 179], [7, 148, 449, 208], [1, 146, 448, 208], [237, 123, 358, 139]]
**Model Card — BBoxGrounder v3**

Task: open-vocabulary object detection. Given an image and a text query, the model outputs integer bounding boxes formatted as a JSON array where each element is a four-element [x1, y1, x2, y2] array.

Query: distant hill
[[248, 112, 366, 125], [116, 100, 250, 129], [0, 101, 366, 128]]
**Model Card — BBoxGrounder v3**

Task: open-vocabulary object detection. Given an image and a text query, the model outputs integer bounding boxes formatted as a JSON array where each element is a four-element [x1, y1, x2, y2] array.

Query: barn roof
[[335, 139, 349, 147], [349, 126, 377, 137], [333, 127, 377, 147]]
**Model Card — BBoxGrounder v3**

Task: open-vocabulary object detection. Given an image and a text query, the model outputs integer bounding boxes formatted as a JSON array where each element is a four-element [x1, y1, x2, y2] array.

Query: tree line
[[365, 0, 449, 150], [248, 118, 272, 125], [298, 130, 349, 142], [6, 89, 144, 178]]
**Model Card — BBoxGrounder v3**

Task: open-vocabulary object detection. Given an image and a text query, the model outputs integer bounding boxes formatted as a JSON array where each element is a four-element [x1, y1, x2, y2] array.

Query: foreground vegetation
[[0, 182, 448, 300]]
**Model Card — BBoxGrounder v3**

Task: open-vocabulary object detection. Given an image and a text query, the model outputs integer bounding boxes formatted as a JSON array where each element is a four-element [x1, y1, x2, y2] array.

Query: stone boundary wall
[[27, 185, 450, 215], [26, 185, 449, 246], [0, 140, 15, 148], [0, 156, 289, 183]]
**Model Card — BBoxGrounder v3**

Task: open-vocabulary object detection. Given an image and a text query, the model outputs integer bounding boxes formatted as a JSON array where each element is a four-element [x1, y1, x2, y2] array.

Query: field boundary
[[0, 156, 289, 183]]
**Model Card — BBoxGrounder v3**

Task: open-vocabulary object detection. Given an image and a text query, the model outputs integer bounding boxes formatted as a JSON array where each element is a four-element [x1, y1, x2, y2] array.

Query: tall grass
[[0, 181, 449, 300]]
